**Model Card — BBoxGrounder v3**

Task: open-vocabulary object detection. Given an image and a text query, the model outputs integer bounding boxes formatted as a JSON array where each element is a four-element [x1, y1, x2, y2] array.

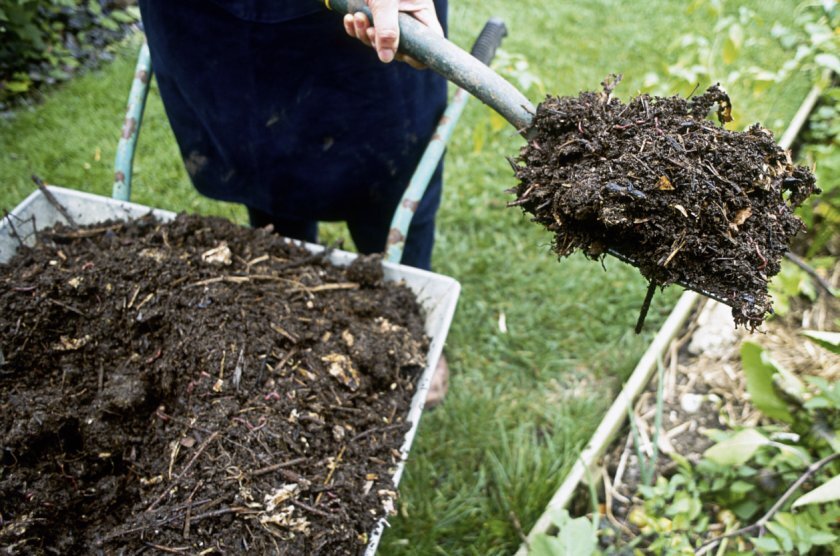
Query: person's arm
[[342, 0, 443, 66]]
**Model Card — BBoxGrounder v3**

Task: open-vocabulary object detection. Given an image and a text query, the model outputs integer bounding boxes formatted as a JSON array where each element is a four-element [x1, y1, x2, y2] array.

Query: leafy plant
[[529, 508, 598, 556], [642, 0, 785, 117], [0, 0, 140, 105], [768, 260, 818, 317], [770, 0, 840, 88], [798, 85, 840, 259]]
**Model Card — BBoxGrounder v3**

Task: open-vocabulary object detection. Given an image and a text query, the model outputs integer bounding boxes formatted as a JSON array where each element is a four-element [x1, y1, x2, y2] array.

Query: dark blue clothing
[[138, 0, 447, 270]]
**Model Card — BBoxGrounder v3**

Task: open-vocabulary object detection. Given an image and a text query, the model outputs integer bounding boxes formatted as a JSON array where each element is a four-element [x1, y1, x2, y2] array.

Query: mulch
[[0, 214, 429, 555], [510, 77, 818, 328]]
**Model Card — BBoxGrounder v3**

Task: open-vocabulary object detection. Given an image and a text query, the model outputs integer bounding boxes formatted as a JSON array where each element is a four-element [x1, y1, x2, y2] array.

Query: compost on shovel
[[0, 214, 429, 555], [509, 77, 818, 328]]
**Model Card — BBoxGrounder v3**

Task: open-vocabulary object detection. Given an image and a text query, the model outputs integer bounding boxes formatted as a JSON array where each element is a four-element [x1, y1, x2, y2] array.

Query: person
[[137, 0, 450, 404]]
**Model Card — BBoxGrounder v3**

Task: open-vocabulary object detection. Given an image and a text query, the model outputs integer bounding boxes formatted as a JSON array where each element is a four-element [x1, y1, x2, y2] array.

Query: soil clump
[[0, 214, 428, 555], [510, 78, 818, 328]]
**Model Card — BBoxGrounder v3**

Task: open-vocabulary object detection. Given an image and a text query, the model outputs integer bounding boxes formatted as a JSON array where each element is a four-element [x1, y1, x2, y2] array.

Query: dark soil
[[0, 214, 429, 555], [510, 78, 819, 328]]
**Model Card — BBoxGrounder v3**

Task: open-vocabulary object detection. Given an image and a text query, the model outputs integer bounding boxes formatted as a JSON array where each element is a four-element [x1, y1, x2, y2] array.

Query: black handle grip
[[469, 18, 507, 66]]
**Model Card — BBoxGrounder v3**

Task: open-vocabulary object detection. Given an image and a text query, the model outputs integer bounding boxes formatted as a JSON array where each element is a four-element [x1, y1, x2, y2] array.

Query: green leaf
[[3, 79, 31, 93], [740, 342, 794, 423], [704, 428, 771, 466], [792, 474, 840, 508], [732, 498, 760, 520], [528, 510, 597, 556], [801, 330, 840, 354], [529, 534, 564, 556], [751, 535, 781, 552], [99, 17, 119, 31], [110, 10, 138, 23], [722, 23, 744, 64], [814, 53, 840, 74], [808, 530, 838, 545], [730, 480, 754, 494], [765, 521, 794, 552]]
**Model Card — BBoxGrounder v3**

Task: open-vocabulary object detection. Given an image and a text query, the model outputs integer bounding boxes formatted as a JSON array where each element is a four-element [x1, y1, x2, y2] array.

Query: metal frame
[[112, 43, 152, 201]]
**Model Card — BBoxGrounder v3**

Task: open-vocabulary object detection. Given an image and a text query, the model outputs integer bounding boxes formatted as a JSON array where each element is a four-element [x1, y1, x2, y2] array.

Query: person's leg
[[247, 207, 319, 244], [345, 160, 442, 270]]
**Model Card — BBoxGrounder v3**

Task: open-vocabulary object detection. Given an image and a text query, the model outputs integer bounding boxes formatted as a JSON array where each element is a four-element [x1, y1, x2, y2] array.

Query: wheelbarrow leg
[[386, 18, 508, 264], [113, 43, 153, 202]]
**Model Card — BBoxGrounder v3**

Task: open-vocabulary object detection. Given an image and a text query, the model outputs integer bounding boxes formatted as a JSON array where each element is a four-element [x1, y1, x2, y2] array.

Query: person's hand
[[342, 0, 443, 67]]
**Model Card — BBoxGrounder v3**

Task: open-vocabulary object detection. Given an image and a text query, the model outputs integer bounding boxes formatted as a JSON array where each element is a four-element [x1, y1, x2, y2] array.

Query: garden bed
[[521, 285, 839, 555], [0, 187, 460, 555]]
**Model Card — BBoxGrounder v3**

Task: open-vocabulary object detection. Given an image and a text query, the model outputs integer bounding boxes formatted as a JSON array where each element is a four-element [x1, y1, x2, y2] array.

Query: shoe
[[425, 354, 449, 408]]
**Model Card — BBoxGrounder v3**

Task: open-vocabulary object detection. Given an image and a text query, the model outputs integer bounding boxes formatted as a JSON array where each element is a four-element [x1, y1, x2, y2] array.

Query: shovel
[[319, 0, 736, 313]]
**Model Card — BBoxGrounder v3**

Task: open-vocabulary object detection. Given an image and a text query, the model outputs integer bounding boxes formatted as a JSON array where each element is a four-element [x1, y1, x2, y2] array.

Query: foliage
[[532, 335, 839, 555], [529, 508, 598, 556], [770, 0, 840, 88], [626, 340, 839, 554], [643, 0, 838, 129], [643, 0, 776, 103], [0, 0, 139, 106], [769, 260, 818, 317], [798, 85, 840, 259]]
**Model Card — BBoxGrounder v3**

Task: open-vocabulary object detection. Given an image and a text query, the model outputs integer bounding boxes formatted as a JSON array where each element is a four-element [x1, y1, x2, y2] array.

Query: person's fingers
[[395, 52, 426, 70], [402, 2, 443, 37], [368, 0, 399, 63], [342, 14, 355, 38], [353, 12, 373, 48]]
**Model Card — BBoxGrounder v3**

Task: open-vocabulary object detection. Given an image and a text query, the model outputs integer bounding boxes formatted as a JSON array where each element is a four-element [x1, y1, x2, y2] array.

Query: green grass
[[0, 1, 813, 554]]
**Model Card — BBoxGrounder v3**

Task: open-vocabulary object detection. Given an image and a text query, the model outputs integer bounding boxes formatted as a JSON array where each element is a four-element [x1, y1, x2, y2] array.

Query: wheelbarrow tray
[[0, 186, 461, 555]]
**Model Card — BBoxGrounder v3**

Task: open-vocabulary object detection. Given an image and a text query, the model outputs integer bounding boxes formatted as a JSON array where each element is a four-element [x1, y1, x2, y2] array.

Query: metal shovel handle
[[321, 0, 536, 133]]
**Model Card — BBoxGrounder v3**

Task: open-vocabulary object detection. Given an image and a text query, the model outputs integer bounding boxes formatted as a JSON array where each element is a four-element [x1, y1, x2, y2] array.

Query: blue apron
[[138, 0, 447, 269]]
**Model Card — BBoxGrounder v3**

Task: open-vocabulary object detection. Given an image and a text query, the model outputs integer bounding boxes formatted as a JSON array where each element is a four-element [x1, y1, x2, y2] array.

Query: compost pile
[[0, 214, 429, 555], [510, 78, 818, 327]]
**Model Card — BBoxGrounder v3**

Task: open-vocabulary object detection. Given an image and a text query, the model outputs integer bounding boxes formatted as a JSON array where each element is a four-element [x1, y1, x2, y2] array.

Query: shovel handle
[[322, 0, 535, 133]]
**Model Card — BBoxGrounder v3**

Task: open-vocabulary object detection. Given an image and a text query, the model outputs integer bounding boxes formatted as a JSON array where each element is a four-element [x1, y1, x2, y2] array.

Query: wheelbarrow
[[0, 16, 507, 556]]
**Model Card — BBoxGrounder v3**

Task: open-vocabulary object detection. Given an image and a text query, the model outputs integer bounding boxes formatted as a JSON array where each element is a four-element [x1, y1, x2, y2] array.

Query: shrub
[[0, 0, 139, 106]]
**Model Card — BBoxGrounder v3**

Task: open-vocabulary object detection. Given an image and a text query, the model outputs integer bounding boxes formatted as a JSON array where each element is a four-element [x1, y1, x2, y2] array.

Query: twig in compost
[[183, 480, 203, 539], [2, 209, 28, 251], [233, 345, 245, 390], [291, 499, 334, 519], [695, 452, 840, 555], [270, 323, 298, 343], [270, 247, 332, 273], [350, 423, 405, 443], [143, 542, 190, 554], [251, 457, 308, 477], [315, 445, 346, 505], [635, 281, 658, 334], [146, 431, 220, 512], [297, 283, 359, 294], [47, 298, 87, 317], [189, 506, 257, 523], [45, 224, 123, 240], [31, 175, 78, 228]]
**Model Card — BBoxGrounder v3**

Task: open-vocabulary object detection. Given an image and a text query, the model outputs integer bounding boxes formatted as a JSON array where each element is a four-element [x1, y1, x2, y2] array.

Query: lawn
[[0, 1, 813, 554]]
